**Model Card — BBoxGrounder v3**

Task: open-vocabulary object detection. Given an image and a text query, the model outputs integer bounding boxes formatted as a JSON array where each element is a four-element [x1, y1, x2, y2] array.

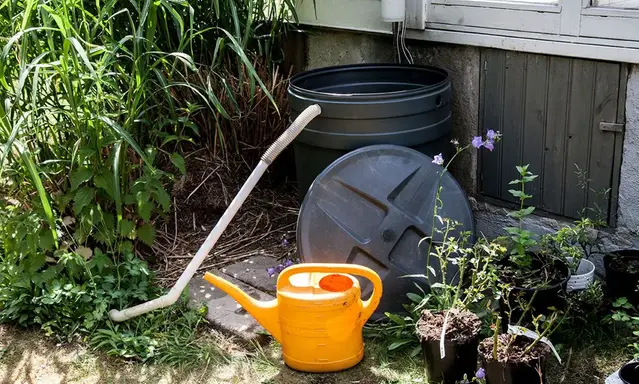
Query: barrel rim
[[289, 63, 450, 100]]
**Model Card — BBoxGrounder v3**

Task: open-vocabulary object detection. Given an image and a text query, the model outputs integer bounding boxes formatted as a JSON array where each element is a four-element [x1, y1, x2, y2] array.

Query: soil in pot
[[416, 309, 481, 384], [478, 334, 551, 384], [605, 250, 639, 304], [498, 255, 570, 326], [619, 361, 639, 384]]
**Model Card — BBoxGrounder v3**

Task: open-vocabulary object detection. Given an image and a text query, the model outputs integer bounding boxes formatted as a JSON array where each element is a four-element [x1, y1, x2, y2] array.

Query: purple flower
[[476, 367, 486, 379], [484, 140, 495, 151], [283, 259, 294, 268], [282, 238, 290, 247], [266, 267, 276, 278], [432, 153, 444, 166], [486, 129, 497, 141], [472, 136, 484, 149]]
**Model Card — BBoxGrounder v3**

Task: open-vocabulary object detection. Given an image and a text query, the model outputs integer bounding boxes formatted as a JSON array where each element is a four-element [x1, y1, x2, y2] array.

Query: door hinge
[[599, 122, 624, 133]]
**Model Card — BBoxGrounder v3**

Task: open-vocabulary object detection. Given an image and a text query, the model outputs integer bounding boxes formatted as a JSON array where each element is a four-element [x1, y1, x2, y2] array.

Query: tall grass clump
[[0, 0, 292, 363]]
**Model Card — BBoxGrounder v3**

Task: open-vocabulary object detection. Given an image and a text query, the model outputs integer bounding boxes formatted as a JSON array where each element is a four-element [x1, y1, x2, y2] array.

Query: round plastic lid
[[297, 145, 474, 318]]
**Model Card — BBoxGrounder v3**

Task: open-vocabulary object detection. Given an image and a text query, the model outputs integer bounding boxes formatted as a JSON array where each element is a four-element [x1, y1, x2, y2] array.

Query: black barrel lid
[[296, 145, 474, 318]]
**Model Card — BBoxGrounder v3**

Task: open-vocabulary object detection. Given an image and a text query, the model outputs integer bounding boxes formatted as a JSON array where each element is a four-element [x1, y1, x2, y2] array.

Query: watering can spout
[[203, 272, 281, 343]]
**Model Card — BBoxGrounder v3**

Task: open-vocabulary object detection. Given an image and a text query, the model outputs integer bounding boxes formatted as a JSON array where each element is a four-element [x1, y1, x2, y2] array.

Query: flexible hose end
[[261, 104, 321, 164], [108, 309, 127, 322]]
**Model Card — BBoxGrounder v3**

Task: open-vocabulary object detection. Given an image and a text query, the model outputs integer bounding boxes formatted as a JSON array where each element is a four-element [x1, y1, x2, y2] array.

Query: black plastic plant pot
[[604, 250, 639, 305], [422, 337, 479, 384], [619, 361, 639, 384], [482, 356, 548, 384], [498, 258, 570, 327]]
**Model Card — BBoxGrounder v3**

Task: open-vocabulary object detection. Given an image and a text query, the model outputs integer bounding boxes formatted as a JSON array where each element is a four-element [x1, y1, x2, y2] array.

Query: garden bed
[[149, 151, 300, 286]]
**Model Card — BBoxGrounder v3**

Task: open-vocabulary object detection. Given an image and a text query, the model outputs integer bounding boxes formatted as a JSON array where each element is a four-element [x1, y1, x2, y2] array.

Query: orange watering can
[[203, 263, 383, 372]]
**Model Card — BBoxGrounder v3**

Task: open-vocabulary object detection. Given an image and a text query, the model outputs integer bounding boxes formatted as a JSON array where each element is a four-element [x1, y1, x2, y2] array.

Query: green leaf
[[516, 165, 529, 175], [94, 172, 115, 198], [385, 312, 406, 325], [74, 187, 94, 214], [170, 153, 186, 175], [406, 293, 423, 303], [70, 168, 93, 190], [509, 190, 525, 198], [509, 179, 521, 185], [137, 223, 156, 246], [522, 206, 535, 215], [119, 219, 135, 238], [522, 175, 539, 182], [99, 117, 153, 168], [388, 340, 413, 351], [154, 188, 171, 212], [138, 201, 155, 222]]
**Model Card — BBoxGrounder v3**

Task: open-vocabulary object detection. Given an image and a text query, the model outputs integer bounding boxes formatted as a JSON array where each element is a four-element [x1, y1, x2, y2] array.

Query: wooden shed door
[[479, 49, 627, 226]]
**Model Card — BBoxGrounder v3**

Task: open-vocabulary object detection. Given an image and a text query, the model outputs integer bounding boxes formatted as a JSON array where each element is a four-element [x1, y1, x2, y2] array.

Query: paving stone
[[188, 271, 275, 345], [606, 369, 622, 384], [221, 255, 279, 295]]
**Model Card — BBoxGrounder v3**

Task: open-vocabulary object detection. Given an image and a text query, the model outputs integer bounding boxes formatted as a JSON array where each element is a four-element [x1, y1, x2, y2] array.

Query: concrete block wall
[[301, 29, 639, 269]]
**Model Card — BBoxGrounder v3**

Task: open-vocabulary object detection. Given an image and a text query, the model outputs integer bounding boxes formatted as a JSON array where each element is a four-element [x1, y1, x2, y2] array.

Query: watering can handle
[[276, 263, 383, 324]]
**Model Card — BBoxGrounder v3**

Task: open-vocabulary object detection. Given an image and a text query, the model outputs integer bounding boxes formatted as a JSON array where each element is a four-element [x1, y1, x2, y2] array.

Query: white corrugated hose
[[108, 104, 322, 322]]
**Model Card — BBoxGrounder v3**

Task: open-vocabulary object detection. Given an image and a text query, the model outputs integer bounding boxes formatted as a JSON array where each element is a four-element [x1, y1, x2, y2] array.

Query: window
[[294, 0, 639, 63]]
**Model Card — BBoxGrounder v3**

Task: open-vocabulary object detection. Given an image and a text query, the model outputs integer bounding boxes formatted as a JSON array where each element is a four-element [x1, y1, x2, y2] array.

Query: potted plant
[[478, 290, 564, 384], [366, 132, 503, 383], [414, 228, 503, 384], [605, 250, 639, 304], [539, 217, 601, 292], [496, 165, 571, 324]]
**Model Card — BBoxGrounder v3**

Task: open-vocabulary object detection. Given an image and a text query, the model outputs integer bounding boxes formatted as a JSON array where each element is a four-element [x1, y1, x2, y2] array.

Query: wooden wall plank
[[522, 54, 548, 207], [500, 51, 527, 204], [586, 62, 619, 222], [542, 56, 570, 214], [479, 48, 624, 225], [480, 49, 505, 198], [563, 59, 596, 218]]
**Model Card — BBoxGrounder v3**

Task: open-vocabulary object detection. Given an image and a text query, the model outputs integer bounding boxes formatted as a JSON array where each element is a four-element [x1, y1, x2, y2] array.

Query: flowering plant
[[457, 368, 486, 383]]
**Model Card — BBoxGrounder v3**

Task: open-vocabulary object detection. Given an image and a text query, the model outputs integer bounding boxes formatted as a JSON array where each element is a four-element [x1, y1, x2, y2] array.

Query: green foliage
[[505, 164, 538, 268], [0, 205, 220, 365]]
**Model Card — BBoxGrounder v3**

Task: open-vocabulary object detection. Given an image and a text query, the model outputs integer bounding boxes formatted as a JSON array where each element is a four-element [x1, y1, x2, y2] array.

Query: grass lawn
[[0, 324, 630, 384]]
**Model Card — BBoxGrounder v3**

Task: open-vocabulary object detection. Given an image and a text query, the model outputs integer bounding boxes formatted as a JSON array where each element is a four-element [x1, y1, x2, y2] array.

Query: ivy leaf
[[119, 219, 135, 238], [73, 187, 94, 214], [70, 168, 93, 190], [137, 223, 156, 246], [170, 153, 186, 175]]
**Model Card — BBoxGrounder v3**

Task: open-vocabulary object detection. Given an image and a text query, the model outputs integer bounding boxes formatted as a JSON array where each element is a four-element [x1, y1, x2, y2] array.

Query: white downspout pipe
[[109, 104, 322, 322]]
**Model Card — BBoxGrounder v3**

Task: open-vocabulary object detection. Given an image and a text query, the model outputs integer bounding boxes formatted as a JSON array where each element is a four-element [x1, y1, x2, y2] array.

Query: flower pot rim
[[619, 360, 639, 384], [498, 258, 571, 292]]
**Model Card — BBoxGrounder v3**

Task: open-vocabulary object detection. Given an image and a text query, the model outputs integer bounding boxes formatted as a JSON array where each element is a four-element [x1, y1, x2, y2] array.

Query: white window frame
[[295, 0, 639, 63]]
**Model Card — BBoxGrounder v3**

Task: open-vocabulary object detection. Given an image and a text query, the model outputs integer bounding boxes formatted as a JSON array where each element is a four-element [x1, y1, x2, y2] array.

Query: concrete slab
[[188, 271, 275, 345], [221, 255, 279, 295]]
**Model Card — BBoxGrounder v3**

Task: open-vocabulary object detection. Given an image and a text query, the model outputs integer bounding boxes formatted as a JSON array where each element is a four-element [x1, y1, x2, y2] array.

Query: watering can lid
[[278, 272, 361, 307], [296, 145, 474, 319]]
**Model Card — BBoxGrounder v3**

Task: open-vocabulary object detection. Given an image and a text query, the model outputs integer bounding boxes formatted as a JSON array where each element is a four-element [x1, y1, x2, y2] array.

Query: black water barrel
[[288, 63, 452, 198]]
